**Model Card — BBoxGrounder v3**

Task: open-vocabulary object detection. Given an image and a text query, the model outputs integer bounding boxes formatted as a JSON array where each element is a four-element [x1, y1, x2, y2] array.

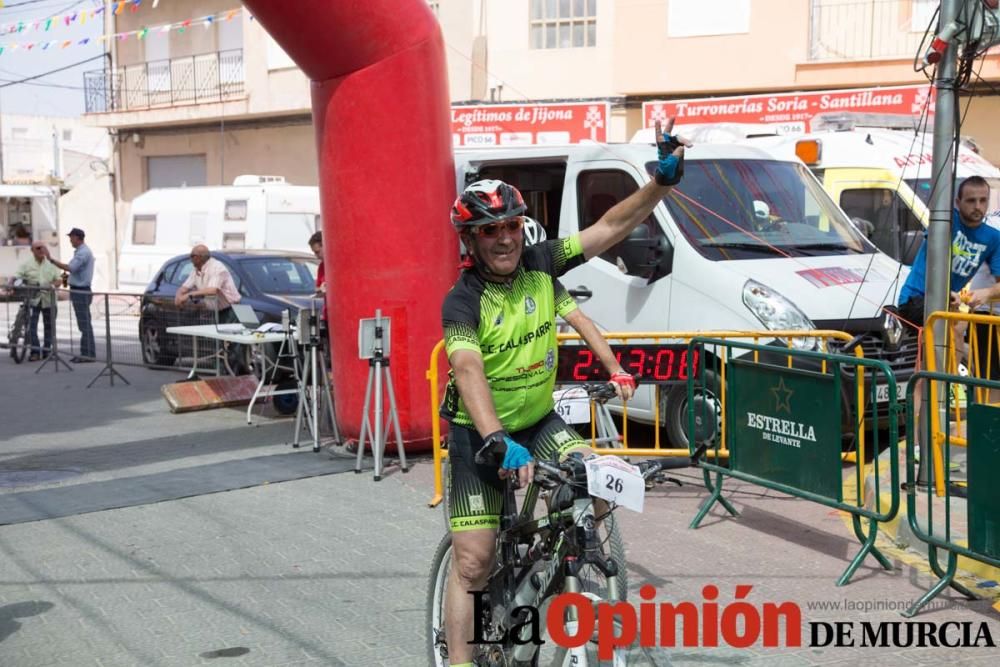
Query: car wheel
[[225, 343, 257, 376], [273, 380, 299, 415], [662, 368, 722, 450], [141, 321, 178, 368]]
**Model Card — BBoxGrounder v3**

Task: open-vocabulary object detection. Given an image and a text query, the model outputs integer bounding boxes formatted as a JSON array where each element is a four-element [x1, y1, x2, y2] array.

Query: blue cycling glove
[[654, 131, 684, 187], [501, 435, 533, 470]]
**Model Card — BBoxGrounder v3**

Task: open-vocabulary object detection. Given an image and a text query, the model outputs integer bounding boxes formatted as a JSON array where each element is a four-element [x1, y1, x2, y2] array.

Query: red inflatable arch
[[243, 0, 456, 449]]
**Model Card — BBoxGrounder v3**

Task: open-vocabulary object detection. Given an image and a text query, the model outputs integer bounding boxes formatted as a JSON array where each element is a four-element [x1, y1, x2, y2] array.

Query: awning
[[0, 184, 59, 199]]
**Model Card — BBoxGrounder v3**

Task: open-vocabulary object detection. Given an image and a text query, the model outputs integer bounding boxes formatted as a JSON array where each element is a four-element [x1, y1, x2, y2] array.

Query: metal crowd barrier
[[426, 329, 870, 508], [922, 310, 1000, 497], [903, 369, 1000, 617], [687, 336, 900, 587], [2, 287, 244, 384]]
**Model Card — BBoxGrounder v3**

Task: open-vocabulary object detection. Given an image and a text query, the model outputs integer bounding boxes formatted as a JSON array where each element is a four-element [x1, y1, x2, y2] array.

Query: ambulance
[[455, 139, 915, 448]]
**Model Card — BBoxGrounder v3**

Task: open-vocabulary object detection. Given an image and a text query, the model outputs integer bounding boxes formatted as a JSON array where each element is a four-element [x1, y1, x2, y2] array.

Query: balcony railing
[[809, 0, 932, 61], [84, 49, 244, 113]]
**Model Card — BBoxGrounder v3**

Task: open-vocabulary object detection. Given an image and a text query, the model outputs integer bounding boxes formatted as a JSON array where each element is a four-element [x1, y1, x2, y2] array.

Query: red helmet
[[450, 179, 527, 230]]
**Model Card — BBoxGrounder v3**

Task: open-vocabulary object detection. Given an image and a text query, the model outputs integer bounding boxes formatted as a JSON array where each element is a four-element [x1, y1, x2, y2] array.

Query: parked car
[[138, 250, 322, 373]]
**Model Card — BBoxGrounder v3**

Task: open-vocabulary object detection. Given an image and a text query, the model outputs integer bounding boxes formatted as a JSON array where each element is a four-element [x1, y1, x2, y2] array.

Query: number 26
[[605, 474, 623, 494]]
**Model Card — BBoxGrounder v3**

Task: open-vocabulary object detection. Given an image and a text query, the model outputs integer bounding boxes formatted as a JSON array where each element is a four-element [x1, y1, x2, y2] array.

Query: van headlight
[[742, 280, 817, 351]]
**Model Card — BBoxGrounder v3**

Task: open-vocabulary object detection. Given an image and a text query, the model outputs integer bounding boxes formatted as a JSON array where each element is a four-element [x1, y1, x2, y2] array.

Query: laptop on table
[[215, 304, 261, 334]]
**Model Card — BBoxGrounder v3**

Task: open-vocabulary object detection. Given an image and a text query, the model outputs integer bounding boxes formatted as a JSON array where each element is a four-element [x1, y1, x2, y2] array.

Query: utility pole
[[921, 0, 961, 486], [0, 90, 5, 184]]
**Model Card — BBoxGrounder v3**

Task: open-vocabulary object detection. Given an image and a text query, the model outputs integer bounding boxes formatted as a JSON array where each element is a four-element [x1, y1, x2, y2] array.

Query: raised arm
[[578, 118, 689, 261]]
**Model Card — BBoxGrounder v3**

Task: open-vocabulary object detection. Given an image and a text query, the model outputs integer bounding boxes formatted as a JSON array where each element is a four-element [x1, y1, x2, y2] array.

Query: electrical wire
[[1, 0, 73, 11], [0, 52, 103, 88], [914, 3, 941, 78]]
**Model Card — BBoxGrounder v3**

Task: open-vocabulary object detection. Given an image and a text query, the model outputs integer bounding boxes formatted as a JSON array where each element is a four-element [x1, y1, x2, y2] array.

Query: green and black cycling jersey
[[441, 234, 586, 432]]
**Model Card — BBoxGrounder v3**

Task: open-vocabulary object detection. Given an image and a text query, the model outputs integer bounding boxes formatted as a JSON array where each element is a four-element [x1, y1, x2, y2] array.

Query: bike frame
[[489, 469, 624, 666]]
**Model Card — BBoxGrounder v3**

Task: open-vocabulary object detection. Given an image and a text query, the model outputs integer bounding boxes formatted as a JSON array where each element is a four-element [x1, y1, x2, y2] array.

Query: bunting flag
[[0, 7, 246, 55], [1, 0, 171, 35]]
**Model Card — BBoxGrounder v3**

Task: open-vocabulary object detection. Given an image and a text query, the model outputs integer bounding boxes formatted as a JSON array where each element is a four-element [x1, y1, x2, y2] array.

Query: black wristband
[[654, 154, 684, 186], [482, 430, 508, 447], [475, 429, 510, 465]]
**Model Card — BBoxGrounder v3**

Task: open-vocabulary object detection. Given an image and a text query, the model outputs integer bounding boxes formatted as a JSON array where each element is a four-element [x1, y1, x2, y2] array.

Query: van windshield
[[651, 159, 873, 261], [240, 257, 319, 295], [906, 177, 1000, 214]]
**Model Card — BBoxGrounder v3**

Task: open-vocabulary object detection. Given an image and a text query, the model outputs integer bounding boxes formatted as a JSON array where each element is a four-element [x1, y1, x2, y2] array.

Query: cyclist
[[440, 120, 688, 666]]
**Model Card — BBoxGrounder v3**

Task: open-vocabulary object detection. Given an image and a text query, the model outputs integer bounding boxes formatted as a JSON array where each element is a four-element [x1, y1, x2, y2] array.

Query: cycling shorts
[[446, 411, 589, 533]]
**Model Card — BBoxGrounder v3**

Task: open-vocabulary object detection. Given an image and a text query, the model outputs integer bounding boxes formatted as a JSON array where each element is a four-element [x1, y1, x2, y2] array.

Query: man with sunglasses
[[440, 120, 688, 666]]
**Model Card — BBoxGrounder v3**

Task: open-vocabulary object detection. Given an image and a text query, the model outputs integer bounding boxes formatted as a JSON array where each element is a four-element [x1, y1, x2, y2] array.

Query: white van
[[455, 141, 914, 447], [118, 175, 320, 292], [641, 125, 1000, 265]]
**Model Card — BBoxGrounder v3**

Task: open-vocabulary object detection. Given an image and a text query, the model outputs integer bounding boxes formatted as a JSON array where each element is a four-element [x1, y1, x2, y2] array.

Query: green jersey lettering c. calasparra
[[441, 234, 585, 432]]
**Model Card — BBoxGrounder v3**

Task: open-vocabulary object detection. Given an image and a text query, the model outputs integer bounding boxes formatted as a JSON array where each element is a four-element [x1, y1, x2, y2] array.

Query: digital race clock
[[556, 344, 700, 384]]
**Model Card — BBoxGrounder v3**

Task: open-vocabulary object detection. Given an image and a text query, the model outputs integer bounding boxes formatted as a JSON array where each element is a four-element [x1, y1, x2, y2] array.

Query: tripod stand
[[355, 309, 408, 481], [292, 306, 341, 452]]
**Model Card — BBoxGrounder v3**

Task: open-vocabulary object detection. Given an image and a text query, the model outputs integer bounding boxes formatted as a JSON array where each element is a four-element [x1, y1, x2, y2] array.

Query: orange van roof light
[[795, 139, 822, 165]]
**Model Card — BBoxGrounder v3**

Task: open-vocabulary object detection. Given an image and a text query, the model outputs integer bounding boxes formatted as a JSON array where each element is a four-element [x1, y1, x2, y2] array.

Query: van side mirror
[[616, 225, 673, 283]]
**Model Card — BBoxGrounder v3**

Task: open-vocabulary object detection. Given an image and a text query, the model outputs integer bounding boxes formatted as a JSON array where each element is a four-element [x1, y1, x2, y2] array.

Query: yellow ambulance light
[[795, 139, 822, 166]]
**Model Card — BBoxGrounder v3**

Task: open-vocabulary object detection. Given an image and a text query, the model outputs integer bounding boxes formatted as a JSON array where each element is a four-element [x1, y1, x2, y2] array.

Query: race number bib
[[584, 455, 645, 513], [552, 387, 591, 424]]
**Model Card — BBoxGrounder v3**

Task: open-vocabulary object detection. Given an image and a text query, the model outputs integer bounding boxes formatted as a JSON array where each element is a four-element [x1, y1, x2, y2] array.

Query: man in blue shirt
[[897, 176, 1000, 325], [47, 227, 96, 362]]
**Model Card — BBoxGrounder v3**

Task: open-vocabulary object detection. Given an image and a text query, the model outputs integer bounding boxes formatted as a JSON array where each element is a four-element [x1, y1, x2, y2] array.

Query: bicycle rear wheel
[[427, 532, 539, 667], [427, 532, 453, 667], [9, 307, 29, 364]]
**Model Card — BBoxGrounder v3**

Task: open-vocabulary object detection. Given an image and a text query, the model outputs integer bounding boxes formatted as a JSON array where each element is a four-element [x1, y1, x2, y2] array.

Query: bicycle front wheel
[[9, 307, 29, 364], [536, 513, 631, 666]]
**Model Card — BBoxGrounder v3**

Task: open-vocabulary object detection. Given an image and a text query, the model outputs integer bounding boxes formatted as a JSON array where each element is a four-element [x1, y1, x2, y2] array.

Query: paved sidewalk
[[0, 361, 998, 666]]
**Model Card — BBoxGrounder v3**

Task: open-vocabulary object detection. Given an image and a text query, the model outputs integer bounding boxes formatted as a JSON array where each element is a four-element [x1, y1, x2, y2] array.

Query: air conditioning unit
[[232, 174, 287, 186]]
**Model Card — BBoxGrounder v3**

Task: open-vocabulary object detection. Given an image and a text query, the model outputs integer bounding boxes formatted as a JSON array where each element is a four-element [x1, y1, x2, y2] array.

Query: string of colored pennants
[[0, 6, 246, 56], [3, 0, 147, 34]]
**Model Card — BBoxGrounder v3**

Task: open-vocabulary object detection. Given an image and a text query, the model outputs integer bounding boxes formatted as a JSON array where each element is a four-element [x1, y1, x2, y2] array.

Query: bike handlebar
[[532, 450, 701, 490]]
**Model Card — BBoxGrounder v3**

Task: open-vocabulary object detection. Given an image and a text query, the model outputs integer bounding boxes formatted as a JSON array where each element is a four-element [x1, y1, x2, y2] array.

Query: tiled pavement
[[0, 362, 998, 666]]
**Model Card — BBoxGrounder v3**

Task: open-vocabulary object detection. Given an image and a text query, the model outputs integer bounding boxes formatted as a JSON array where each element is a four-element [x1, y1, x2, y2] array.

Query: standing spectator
[[309, 231, 325, 294], [308, 230, 329, 353], [14, 242, 63, 361], [46, 228, 96, 363], [174, 245, 241, 322]]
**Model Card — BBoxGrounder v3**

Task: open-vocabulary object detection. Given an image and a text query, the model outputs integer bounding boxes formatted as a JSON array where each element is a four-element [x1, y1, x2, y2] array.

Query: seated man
[[174, 245, 241, 323], [14, 242, 63, 361]]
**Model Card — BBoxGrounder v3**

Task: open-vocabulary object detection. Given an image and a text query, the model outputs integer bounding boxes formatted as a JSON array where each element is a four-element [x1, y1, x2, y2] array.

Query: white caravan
[[455, 141, 914, 447], [117, 175, 320, 292]]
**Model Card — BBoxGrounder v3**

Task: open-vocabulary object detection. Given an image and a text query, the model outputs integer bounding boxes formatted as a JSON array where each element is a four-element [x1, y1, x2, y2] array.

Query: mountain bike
[[427, 382, 702, 666], [6, 279, 33, 364]]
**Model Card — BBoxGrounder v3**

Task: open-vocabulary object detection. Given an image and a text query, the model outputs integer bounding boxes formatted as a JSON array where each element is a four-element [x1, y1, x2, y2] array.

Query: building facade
[[82, 0, 1000, 246]]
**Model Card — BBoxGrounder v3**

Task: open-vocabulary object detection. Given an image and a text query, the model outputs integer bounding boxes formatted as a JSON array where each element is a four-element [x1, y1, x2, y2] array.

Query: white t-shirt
[[968, 214, 1000, 314]]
